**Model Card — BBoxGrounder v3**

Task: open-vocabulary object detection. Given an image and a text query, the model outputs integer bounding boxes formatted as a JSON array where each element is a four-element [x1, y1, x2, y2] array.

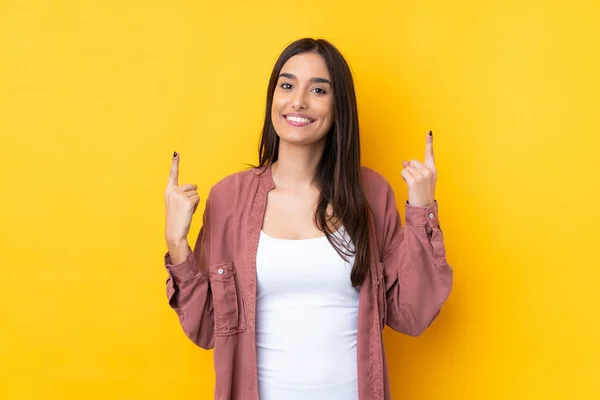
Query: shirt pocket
[[375, 261, 387, 330], [209, 261, 247, 336]]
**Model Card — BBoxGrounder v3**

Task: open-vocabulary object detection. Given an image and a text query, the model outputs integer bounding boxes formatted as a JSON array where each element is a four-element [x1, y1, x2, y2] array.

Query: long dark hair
[[252, 38, 372, 288]]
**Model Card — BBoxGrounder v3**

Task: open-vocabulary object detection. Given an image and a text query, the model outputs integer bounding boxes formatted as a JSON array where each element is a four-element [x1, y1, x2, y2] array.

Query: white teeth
[[286, 116, 312, 124]]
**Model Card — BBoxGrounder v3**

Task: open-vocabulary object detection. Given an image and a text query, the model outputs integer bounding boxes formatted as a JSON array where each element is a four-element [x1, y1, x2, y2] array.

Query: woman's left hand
[[401, 131, 437, 208]]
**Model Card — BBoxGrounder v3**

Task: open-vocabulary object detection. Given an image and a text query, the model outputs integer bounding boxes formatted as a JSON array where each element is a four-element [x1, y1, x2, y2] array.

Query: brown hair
[[251, 37, 372, 288]]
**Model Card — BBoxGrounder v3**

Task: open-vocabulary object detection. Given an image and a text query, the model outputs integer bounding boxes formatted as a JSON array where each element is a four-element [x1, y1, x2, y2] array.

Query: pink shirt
[[164, 165, 453, 400]]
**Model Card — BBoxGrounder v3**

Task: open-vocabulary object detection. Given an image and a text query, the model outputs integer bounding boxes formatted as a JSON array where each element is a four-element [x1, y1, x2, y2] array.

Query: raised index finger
[[167, 151, 179, 188], [424, 131, 435, 169]]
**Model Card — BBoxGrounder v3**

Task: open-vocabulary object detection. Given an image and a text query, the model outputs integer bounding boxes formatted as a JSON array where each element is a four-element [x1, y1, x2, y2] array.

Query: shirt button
[[429, 213, 435, 219], [217, 268, 224, 275]]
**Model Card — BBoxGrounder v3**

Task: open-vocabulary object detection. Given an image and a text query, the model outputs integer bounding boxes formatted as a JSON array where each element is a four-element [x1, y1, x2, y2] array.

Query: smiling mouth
[[284, 114, 315, 126]]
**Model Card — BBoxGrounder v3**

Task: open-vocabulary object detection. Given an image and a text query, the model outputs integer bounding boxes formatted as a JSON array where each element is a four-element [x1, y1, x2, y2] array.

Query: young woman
[[163, 38, 453, 400]]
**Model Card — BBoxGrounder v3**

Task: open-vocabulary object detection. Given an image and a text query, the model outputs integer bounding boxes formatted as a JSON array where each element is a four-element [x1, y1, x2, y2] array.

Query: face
[[271, 52, 334, 146]]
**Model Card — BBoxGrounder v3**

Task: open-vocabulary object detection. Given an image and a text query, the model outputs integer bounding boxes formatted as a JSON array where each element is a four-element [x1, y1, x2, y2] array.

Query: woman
[[163, 38, 453, 400]]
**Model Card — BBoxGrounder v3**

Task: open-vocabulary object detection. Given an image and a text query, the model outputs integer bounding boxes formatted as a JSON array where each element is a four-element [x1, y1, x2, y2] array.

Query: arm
[[381, 182, 453, 336], [164, 193, 215, 349]]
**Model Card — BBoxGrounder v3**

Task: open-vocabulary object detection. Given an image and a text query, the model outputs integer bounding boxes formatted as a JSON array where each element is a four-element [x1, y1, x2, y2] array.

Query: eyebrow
[[278, 72, 332, 86]]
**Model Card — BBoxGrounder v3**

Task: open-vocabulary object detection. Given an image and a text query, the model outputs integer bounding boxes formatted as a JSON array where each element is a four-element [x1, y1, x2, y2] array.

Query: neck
[[271, 139, 325, 189]]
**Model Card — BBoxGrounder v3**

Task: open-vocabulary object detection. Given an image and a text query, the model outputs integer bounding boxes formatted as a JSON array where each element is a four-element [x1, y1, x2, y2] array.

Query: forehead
[[280, 52, 330, 79]]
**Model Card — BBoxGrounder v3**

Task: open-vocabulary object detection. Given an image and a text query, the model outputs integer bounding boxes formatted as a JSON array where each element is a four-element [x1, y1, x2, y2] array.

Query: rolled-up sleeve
[[164, 192, 215, 350], [380, 182, 453, 336]]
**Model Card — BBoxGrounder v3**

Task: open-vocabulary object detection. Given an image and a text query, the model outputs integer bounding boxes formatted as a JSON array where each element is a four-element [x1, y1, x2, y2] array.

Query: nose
[[291, 90, 307, 110]]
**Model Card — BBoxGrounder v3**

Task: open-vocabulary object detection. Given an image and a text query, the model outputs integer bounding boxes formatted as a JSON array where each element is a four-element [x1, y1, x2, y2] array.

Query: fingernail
[[173, 151, 178, 158], [429, 131, 433, 136]]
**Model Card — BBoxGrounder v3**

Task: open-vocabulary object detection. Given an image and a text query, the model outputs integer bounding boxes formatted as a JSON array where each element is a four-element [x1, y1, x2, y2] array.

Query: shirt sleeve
[[380, 181, 453, 336], [164, 191, 215, 350]]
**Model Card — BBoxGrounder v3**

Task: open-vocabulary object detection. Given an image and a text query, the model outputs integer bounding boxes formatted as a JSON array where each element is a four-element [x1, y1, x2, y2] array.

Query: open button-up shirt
[[164, 165, 453, 399]]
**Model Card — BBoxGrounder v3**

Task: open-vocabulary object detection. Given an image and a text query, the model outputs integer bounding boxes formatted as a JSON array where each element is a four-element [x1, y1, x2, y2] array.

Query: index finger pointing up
[[424, 131, 435, 169], [168, 151, 179, 188]]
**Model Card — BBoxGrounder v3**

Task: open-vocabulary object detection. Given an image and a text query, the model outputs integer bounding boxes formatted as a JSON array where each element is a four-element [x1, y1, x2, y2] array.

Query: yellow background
[[1, 0, 599, 398]]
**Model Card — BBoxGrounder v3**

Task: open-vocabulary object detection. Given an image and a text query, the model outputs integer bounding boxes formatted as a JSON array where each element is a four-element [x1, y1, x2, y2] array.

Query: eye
[[280, 83, 293, 90], [312, 87, 327, 95]]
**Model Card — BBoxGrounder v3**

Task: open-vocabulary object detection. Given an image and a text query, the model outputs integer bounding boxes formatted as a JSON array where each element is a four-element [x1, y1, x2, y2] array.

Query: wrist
[[166, 237, 188, 250], [166, 239, 191, 266], [406, 200, 435, 208]]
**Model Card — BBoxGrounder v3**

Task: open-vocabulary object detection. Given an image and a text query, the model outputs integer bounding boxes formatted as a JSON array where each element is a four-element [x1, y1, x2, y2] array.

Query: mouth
[[283, 114, 315, 127]]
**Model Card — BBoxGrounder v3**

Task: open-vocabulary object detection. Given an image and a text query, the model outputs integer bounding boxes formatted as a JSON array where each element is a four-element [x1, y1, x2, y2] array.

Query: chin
[[278, 131, 311, 144], [280, 131, 328, 147], [272, 118, 330, 145]]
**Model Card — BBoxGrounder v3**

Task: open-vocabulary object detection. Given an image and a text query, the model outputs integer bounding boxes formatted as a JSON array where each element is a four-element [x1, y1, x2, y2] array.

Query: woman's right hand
[[164, 152, 200, 248]]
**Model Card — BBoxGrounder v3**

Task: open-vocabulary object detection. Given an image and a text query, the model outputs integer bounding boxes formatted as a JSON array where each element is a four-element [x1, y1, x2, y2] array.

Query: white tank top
[[255, 226, 359, 400]]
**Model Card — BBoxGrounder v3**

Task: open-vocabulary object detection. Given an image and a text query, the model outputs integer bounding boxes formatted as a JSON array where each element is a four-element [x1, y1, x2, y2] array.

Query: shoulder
[[211, 166, 254, 191], [360, 165, 393, 199], [360, 165, 401, 229], [206, 166, 263, 207]]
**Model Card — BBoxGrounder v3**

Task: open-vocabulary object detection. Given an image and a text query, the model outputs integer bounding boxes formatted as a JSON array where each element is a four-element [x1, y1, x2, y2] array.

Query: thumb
[[167, 151, 179, 188]]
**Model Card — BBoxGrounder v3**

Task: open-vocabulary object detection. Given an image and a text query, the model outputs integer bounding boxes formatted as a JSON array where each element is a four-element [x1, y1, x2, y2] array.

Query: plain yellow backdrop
[[1, 0, 599, 398]]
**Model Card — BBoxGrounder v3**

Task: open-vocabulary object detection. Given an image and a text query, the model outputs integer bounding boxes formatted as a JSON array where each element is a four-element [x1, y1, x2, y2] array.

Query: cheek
[[320, 99, 334, 121], [271, 94, 285, 115], [270, 101, 279, 122]]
